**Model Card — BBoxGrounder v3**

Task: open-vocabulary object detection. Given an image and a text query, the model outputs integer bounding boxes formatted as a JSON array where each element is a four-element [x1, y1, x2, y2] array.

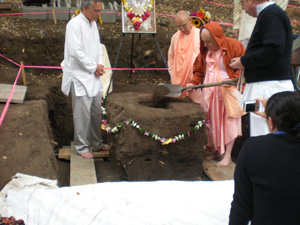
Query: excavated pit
[[105, 92, 207, 181]]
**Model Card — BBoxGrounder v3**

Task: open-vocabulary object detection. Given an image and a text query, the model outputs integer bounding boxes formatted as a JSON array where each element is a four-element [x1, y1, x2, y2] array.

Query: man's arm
[[233, 0, 242, 39], [95, 40, 105, 77], [168, 35, 176, 81], [229, 41, 246, 73], [190, 53, 205, 85]]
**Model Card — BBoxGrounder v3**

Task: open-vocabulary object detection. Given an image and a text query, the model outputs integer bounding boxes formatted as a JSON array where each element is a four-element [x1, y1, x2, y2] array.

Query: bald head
[[201, 28, 220, 51], [175, 10, 193, 35], [175, 10, 190, 21]]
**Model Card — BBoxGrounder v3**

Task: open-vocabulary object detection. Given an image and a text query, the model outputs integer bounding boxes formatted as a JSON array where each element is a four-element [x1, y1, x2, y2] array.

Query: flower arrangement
[[190, 8, 210, 28], [122, 0, 153, 30], [100, 98, 208, 145], [101, 119, 208, 145]]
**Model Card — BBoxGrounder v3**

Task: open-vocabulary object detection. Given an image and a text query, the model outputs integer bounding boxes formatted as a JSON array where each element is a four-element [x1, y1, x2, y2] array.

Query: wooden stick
[[58, 148, 110, 159], [52, 8, 57, 25], [20, 61, 27, 86]]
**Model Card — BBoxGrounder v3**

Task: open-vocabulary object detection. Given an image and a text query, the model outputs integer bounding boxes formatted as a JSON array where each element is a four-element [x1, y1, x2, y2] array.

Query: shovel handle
[[182, 78, 239, 91]]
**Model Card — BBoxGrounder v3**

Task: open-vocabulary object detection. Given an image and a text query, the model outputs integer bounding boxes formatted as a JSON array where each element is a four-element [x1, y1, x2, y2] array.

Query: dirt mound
[[0, 100, 59, 189], [105, 92, 207, 180]]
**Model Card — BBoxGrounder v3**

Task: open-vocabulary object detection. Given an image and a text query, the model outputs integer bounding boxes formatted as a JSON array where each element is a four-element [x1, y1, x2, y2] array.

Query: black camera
[[243, 100, 260, 112]]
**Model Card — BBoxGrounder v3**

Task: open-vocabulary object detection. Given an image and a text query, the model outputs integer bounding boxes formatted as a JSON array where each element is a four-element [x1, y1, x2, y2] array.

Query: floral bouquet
[[190, 9, 210, 28], [123, 0, 154, 30]]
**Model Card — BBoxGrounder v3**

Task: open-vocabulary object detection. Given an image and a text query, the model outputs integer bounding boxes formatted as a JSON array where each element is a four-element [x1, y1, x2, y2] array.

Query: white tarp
[[0, 173, 234, 225]]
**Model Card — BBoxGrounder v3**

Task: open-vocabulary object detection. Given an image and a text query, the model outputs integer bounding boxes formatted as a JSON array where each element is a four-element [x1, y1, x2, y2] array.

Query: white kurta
[[62, 13, 104, 97]]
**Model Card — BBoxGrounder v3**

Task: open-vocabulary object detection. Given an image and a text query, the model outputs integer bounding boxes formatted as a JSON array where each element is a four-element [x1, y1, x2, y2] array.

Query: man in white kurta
[[62, 0, 106, 159]]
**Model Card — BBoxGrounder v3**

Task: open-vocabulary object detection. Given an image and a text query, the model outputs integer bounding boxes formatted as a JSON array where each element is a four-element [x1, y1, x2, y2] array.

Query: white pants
[[242, 80, 294, 137], [71, 84, 104, 154]]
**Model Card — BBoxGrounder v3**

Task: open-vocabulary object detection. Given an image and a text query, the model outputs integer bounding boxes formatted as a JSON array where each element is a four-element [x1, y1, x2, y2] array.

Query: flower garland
[[100, 99, 208, 145], [122, 0, 154, 30], [190, 8, 210, 28]]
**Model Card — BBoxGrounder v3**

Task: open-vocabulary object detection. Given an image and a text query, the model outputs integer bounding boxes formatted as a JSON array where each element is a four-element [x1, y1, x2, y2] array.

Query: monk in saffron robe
[[168, 10, 202, 104], [187, 22, 245, 167]]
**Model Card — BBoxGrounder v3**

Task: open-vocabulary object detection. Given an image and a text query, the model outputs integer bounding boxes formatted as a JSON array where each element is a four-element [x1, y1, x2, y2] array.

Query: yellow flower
[[125, 7, 129, 11], [75, 9, 81, 16], [200, 9, 205, 14], [162, 138, 173, 145], [101, 124, 110, 130], [191, 18, 202, 28], [204, 15, 209, 22]]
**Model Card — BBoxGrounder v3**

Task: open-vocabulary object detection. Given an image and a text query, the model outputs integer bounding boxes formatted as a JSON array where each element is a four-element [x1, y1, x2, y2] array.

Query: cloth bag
[[217, 68, 245, 118]]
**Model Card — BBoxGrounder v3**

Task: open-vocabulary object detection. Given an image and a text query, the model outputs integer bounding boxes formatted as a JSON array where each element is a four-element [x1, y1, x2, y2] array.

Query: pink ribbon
[[0, 53, 20, 66], [201, 0, 234, 8], [290, 19, 300, 24], [288, 4, 300, 9], [156, 13, 175, 18], [24, 65, 63, 69]]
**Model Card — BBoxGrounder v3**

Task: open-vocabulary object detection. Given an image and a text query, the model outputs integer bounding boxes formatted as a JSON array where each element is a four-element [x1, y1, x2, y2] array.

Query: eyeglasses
[[176, 24, 188, 29], [92, 8, 101, 13], [88, 6, 101, 13]]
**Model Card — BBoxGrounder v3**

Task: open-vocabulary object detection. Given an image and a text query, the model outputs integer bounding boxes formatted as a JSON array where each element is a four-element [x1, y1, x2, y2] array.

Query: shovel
[[159, 78, 239, 97]]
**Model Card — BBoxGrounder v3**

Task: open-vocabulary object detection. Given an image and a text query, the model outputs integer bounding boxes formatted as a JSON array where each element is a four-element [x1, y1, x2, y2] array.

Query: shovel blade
[[158, 83, 184, 97]]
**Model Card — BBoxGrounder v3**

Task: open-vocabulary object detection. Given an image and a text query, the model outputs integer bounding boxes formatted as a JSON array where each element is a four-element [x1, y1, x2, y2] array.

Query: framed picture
[[121, 0, 156, 34]]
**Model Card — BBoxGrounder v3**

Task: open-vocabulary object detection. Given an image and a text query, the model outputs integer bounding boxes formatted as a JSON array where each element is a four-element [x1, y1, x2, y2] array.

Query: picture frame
[[121, 0, 156, 34]]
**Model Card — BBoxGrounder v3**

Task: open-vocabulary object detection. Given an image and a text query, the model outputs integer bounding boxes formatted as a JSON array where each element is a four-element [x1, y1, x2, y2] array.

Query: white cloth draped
[[1, 173, 234, 225]]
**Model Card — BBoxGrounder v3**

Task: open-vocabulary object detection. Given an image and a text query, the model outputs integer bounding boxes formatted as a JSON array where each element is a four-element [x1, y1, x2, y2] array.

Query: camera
[[243, 100, 260, 112]]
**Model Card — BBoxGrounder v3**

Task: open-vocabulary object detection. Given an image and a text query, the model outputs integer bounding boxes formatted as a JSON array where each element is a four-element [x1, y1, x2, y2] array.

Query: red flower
[[133, 21, 141, 30], [127, 11, 134, 20], [142, 15, 147, 21], [196, 12, 204, 19], [145, 10, 151, 18]]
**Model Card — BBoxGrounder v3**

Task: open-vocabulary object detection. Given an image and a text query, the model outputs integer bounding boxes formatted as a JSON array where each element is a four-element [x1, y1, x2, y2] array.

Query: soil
[[105, 92, 207, 181], [0, 0, 299, 189]]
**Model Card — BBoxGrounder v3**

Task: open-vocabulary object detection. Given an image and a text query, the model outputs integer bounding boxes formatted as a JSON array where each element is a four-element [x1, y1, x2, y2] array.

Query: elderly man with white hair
[[62, 0, 108, 159]]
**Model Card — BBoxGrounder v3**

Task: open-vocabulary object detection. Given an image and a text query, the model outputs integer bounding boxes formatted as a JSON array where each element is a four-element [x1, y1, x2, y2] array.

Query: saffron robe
[[202, 50, 241, 154], [168, 26, 201, 104]]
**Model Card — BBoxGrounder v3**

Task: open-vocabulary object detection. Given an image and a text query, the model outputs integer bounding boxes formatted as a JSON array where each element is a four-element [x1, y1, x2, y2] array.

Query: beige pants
[[71, 83, 104, 154]]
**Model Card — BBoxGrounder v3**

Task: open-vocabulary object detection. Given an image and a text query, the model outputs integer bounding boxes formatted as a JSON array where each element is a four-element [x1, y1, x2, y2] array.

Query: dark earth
[[0, 0, 299, 189]]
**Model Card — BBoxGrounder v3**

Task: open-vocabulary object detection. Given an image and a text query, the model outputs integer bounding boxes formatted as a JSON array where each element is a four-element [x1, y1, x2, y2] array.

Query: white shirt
[[62, 13, 104, 97], [256, 1, 275, 16]]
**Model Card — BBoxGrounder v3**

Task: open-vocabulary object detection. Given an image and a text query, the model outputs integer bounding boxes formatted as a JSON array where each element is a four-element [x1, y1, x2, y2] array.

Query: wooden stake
[[58, 148, 110, 160], [20, 61, 27, 86], [52, 8, 57, 25]]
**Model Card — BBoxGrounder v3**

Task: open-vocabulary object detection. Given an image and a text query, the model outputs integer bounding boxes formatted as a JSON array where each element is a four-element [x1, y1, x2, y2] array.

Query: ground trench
[[1, 26, 249, 186]]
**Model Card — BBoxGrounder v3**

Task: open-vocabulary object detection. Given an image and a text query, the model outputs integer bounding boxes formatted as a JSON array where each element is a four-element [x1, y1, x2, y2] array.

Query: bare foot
[[80, 152, 94, 159], [216, 156, 232, 167], [205, 151, 220, 161]]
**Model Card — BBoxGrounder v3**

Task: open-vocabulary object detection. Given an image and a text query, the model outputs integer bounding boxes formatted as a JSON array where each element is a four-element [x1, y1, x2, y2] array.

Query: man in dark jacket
[[229, 0, 294, 137]]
